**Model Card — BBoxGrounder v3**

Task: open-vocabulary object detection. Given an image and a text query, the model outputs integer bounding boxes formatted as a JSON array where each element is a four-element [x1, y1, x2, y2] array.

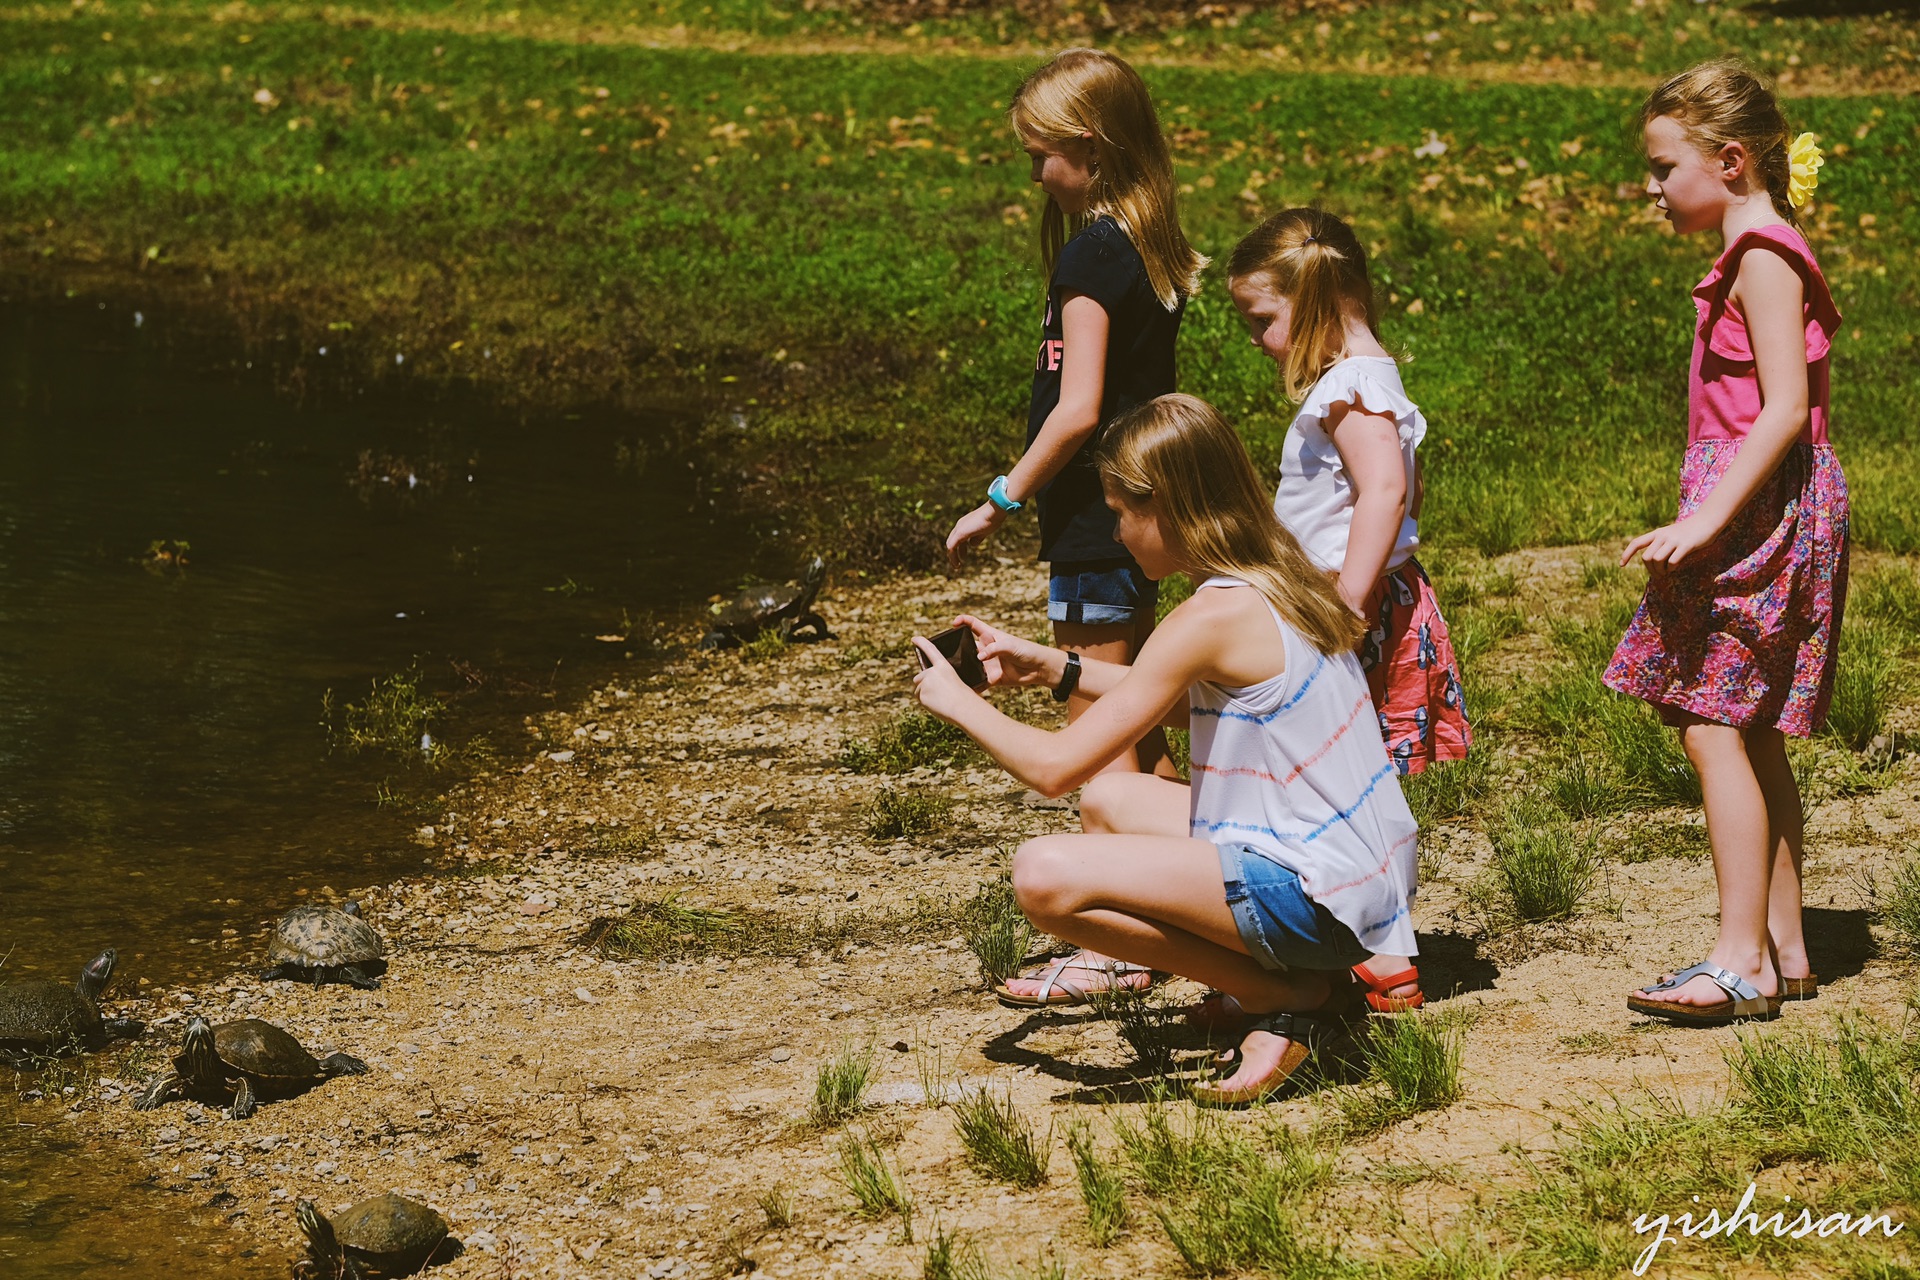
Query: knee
[[1011, 837, 1082, 922], [1078, 773, 1130, 834]]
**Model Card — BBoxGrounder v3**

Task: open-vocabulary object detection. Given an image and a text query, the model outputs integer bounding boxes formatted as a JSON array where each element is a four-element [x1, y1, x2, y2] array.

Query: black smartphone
[[920, 626, 989, 690]]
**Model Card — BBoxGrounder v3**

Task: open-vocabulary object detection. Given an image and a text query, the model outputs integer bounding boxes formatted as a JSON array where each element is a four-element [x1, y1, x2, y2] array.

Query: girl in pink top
[[1611, 61, 1847, 1027]]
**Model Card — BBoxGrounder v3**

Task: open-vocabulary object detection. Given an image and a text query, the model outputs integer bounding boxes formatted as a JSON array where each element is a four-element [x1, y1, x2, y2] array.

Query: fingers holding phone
[[920, 626, 990, 690], [953, 614, 1053, 688]]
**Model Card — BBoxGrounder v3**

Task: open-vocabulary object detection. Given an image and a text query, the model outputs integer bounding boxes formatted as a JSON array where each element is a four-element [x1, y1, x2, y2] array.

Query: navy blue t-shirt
[[1027, 216, 1185, 564]]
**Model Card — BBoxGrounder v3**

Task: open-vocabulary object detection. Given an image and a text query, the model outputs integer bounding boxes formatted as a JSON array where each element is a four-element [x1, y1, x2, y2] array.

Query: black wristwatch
[[1052, 651, 1082, 702]]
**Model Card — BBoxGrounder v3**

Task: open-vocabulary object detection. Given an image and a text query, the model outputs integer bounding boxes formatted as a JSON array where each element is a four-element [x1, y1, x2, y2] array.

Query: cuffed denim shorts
[[1048, 559, 1157, 627], [1218, 843, 1371, 972]]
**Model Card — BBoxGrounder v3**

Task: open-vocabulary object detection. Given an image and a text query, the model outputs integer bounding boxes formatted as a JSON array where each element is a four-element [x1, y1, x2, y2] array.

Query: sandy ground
[[54, 551, 1920, 1278]]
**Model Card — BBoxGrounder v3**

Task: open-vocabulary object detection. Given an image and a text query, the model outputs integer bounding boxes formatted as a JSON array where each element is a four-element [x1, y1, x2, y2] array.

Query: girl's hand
[[912, 636, 981, 722], [1621, 514, 1719, 569], [945, 503, 1006, 574], [955, 614, 1059, 689]]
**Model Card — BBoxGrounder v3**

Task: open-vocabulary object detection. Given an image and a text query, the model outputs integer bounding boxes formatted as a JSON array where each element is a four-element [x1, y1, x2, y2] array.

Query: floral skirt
[[1360, 559, 1472, 775], [1604, 441, 1849, 737]]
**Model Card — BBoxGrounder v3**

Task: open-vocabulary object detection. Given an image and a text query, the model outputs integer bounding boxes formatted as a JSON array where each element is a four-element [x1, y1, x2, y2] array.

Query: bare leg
[[1010, 832, 1339, 1091], [1053, 619, 1175, 778], [1747, 726, 1808, 981], [1635, 720, 1779, 1005]]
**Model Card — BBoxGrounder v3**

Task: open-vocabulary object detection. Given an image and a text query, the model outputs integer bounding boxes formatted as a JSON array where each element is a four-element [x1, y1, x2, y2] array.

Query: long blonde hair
[[1642, 60, 1799, 224], [1226, 208, 1381, 402], [1010, 49, 1207, 311], [1095, 394, 1363, 656]]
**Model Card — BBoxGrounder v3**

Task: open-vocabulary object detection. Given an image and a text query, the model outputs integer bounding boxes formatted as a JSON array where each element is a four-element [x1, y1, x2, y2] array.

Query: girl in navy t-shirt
[[946, 48, 1205, 788]]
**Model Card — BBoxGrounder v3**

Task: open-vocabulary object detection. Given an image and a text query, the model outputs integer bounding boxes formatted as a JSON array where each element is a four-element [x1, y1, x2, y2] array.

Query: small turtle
[[132, 1016, 369, 1119], [262, 901, 387, 989], [0, 948, 144, 1064], [697, 555, 833, 650], [293, 1193, 452, 1280]]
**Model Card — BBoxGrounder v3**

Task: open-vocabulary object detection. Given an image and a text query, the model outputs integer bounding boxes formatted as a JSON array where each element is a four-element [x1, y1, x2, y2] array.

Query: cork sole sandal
[[1190, 1012, 1330, 1108], [1627, 961, 1782, 1026]]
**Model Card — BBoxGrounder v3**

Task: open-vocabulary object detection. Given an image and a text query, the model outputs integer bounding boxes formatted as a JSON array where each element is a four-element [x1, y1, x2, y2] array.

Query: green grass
[[864, 785, 952, 838], [1879, 850, 1920, 958], [922, 1222, 989, 1280], [950, 1085, 1051, 1187], [957, 872, 1034, 990], [1828, 621, 1906, 752], [842, 713, 977, 774], [1066, 1118, 1129, 1247], [810, 1040, 878, 1127], [840, 1129, 916, 1237], [6, 7, 1920, 564], [323, 665, 439, 758], [1477, 793, 1601, 924], [1336, 1009, 1469, 1135], [756, 1184, 794, 1230]]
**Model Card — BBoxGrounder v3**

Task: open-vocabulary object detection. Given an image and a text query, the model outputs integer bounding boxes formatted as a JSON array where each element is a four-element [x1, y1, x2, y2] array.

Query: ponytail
[[1226, 209, 1379, 401]]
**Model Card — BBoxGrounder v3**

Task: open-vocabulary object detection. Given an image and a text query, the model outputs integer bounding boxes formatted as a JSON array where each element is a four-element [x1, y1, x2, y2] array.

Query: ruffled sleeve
[[1693, 225, 1842, 364], [1298, 360, 1428, 450]]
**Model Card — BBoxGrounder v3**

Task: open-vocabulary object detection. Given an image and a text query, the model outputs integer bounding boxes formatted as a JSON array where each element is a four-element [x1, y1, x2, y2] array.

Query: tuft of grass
[[810, 1041, 878, 1128], [864, 786, 951, 839], [1479, 795, 1601, 924], [921, 1221, 989, 1280], [957, 873, 1034, 990], [1403, 750, 1495, 826], [1543, 740, 1631, 820], [842, 712, 976, 774], [756, 1185, 793, 1230], [1114, 1106, 1339, 1276], [1449, 603, 1528, 666], [950, 1085, 1051, 1187], [1593, 695, 1701, 807], [1090, 977, 1178, 1082], [739, 627, 793, 661], [324, 666, 440, 758], [1727, 1013, 1920, 1167], [839, 1130, 914, 1238], [1853, 561, 1920, 635], [1826, 622, 1905, 752], [1876, 851, 1920, 958], [1336, 1011, 1468, 1135], [1066, 1119, 1129, 1247]]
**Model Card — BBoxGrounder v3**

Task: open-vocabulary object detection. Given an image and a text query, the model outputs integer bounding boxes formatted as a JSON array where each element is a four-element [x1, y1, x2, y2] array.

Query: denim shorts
[[1048, 559, 1157, 627], [1218, 843, 1371, 972]]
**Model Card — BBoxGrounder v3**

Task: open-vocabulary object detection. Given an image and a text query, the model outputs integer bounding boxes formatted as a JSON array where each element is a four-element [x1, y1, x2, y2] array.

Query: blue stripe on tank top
[[1188, 653, 1328, 724], [1189, 762, 1397, 846]]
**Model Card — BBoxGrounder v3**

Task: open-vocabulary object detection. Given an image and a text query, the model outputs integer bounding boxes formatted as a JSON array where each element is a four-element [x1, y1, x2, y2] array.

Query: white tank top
[[1187, 577, 1420, 957], [1272, 356, 1426, 575]]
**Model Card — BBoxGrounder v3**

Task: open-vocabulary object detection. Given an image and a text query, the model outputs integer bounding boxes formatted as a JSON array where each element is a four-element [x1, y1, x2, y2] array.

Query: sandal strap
[[1352, 964, 1420, 993], [1644, 961, 1769, 1014], [1242, 1011, 1324, 1040]]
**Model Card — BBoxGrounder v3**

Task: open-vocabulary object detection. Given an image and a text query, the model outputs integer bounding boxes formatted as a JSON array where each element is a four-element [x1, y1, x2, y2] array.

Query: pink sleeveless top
[[1689, 223, 1841, 448]]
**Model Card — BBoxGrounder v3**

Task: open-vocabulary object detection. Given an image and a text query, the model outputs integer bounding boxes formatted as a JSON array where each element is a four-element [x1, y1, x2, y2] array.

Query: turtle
[[293, 1192, 452, 1280], [697, 555, 833, 650], [262, 901, 387, 989], [0, 948, 144, 1064], [132, 1016, 369, 1119]]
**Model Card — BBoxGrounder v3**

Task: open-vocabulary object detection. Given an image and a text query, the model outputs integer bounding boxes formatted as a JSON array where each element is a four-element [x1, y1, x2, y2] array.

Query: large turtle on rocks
[[293, 1193, 453, 1280], [132, 1017, 368, 1119], [697, 555, 833, 650], [262, 902, 386, 989], [0, 948, 144, 1064]]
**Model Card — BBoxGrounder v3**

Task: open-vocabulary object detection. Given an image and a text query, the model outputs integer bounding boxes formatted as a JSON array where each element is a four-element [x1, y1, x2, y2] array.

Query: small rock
[[397, 1042, 422, 1055], [573, 987, 598, 1004], [768, 1047, 792, 1063], [519, 900, 552, 916], [314, 1161, 337, 1175], [549, 750, 577, 763], [414, 1108, 434, 1119]]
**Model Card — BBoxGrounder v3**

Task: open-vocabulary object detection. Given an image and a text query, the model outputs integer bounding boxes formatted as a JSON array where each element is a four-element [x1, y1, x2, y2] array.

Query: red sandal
[[1352, 963, 1425, 1014]]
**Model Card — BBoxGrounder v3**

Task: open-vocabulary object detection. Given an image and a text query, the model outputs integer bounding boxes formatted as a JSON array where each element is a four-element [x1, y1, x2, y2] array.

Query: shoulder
[[1060, 217, 1143, 274], [1300, 360, 1422, 436]]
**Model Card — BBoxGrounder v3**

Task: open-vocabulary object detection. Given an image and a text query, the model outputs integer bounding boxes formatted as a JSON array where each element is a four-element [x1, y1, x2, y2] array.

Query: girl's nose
[[1644, 175, 1660, 198]]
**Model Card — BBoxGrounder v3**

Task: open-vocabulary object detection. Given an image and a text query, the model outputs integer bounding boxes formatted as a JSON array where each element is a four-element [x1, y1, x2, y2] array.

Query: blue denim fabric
[[1047, 559, 1157, 627], [1218, 843, 1371, 972]]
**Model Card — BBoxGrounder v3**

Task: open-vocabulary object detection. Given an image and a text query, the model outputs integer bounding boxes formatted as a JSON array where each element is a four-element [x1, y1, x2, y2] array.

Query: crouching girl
[[912, 393, 1419, 1104]]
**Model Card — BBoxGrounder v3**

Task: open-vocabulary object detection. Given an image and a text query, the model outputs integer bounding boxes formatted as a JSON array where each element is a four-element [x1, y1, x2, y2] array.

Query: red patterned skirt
[[1360, 559, 1472, 775]]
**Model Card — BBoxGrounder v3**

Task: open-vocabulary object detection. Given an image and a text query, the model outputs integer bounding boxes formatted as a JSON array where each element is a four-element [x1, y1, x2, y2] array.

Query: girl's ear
[[1717, 140, 1750, 183]]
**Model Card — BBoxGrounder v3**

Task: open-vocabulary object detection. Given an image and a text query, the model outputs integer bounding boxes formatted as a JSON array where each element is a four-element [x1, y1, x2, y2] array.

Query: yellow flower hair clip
[[1787, 132, 1824, 210]]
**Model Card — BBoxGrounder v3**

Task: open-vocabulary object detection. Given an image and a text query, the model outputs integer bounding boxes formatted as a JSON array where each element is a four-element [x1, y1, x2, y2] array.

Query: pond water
[[0, 296, 762, 1276]]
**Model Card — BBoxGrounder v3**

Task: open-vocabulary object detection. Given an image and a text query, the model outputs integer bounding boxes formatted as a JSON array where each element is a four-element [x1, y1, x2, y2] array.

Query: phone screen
[[921, 626, 989, 690]]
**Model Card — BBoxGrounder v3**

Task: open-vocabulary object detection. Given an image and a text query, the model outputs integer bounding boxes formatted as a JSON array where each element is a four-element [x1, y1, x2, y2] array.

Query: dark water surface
[[0, 298, 759, 1276]]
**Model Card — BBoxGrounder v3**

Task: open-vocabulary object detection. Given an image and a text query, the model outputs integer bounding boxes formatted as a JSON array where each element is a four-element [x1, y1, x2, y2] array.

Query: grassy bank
[[3, 1, 1918, 563]]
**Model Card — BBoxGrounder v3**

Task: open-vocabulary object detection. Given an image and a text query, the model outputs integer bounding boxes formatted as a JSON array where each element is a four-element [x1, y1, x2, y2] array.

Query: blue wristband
[[988, 475, 1024, 513]]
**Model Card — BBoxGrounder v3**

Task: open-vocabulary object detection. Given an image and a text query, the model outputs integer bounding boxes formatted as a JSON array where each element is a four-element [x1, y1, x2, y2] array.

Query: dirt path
[[62, 551, 1918, 1278]]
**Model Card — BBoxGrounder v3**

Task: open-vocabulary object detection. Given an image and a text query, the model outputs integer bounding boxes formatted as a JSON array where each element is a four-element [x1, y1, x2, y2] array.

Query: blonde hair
[[1095, 394, 1363, 657], [1642, 60, 1797, 224], [1010, 49, 1207, 311], [1226, 208, 1380, 402]]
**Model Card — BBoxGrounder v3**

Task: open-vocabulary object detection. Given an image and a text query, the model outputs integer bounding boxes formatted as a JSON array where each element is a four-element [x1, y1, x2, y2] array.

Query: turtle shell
[[332, 1192, 449, 1269], [267, 905, 385, 968], [191, 1019, 322, 1085], [0, 981, 97, 1048], [713, 581, 801, 629]]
